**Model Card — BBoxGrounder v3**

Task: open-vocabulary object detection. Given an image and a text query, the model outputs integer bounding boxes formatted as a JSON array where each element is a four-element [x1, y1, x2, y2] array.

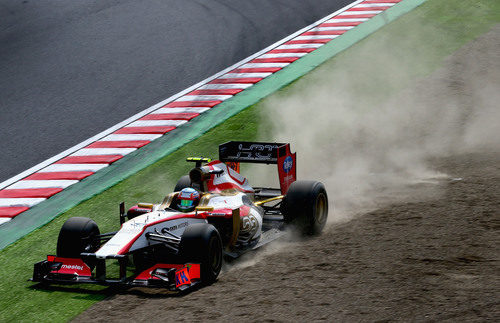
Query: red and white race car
[[32, 141, 328, 291]]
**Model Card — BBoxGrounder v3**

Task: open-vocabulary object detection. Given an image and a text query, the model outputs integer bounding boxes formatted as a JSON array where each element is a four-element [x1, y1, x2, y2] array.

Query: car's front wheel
[[179, 223, 223, 284], [56, 217, 101, 258]]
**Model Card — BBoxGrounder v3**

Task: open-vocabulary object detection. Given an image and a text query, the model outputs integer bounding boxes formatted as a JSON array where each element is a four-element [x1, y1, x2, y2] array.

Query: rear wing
[[219, 141, 296, 194]]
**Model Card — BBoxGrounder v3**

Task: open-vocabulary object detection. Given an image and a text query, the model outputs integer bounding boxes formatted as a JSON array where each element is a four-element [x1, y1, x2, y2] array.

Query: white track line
[[70, 148, 137, 156], [260, 53, 308, 58], [127, 120, 187, 127], [150, 108, 210, 114], [357, 3, 395, 7], [175, 95, 233, 101], [38, 164, 109, 172], [342, 10, 382, 15], [8, 180, 79, 189], [0, 198, 46, 207], [311, 26, 355, 31], [218, 73, 273, 79], [240, 63, 290, 68], [99, 134, 163, 141], [325, 18, 369, 23], [294, 35, 340, 40], [276, 44, 324, 49], [198, 83, 254, 90]]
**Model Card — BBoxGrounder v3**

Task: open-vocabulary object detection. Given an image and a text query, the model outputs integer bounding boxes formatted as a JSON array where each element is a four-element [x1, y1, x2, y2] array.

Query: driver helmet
[[177, 188, 200, 212]]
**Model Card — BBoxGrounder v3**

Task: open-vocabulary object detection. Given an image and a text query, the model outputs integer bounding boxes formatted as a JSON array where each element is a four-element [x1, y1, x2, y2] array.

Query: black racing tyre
[[174, 175, 191, 192], [179, 223, 223, 284], [281, 181, 329, 236], [56, 217, 100, 258]]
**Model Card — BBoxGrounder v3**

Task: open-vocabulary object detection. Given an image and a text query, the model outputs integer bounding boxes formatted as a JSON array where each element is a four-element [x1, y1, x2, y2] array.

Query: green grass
[[1, 0, 499, 321]]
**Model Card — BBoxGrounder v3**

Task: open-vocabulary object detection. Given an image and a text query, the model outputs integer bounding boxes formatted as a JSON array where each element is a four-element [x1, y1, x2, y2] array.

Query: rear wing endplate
[[219, 141, 296, 194]]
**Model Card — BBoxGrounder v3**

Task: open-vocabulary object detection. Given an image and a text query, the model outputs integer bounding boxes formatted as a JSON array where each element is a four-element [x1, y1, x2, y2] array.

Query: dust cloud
[[261, 24, 500, 223]]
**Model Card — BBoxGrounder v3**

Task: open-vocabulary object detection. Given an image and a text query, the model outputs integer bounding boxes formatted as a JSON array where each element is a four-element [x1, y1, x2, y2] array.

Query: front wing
[[32, 255, 201, 291]]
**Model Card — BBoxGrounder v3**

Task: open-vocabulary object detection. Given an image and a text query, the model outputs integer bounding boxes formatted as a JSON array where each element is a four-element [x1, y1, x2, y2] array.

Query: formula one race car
[[32, 141, 328, 291]]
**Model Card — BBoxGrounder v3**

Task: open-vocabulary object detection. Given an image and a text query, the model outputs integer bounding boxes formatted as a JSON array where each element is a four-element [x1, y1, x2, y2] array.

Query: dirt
[[74, 26, 500, 322]]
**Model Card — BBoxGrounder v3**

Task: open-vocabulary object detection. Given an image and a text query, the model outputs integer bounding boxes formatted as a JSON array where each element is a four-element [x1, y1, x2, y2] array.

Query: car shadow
[[28, 281, 204, 299]]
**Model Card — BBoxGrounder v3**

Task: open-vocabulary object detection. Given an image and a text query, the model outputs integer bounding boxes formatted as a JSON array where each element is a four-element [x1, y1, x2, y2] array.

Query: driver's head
[[177, 188, 200, 212]]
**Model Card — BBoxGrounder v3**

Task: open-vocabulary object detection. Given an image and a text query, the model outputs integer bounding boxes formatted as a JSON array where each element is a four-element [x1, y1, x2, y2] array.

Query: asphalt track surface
[[0, 0, 353, 183]]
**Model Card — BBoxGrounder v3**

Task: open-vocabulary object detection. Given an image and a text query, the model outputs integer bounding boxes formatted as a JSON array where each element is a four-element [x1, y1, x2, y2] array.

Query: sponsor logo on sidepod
[[161, 221, 189, 233], [61, 264, 84, 270], [283, 156, 293, 173]]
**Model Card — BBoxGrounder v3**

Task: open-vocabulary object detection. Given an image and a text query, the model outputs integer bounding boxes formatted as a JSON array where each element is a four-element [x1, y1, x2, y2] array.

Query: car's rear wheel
[[56, 217, 100, 258], [179, 223, 223, 284], [174, 175, 203, 192], [281, 180, 329, 235], [174, 175, 191, 192]]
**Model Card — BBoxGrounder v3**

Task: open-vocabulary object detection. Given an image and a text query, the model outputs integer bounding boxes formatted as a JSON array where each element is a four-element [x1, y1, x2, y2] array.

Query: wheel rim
[[315, 193, 327, 226]]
